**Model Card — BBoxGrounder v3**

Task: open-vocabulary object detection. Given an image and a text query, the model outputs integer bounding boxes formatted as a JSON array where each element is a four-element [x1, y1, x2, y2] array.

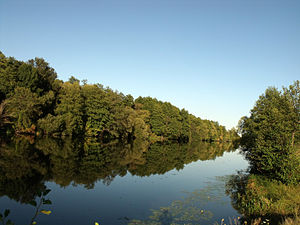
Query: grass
[[280, 215, 300, 225], [244, 175, 300, 216], [227, 173, 300, 217]]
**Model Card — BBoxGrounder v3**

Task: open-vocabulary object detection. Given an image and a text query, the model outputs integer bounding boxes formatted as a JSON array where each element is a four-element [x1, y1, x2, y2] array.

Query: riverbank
[[226, 173, 300, 225]]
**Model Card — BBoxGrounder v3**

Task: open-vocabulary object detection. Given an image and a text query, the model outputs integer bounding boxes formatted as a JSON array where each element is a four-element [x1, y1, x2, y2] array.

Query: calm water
[[0, 137, 248, 225]]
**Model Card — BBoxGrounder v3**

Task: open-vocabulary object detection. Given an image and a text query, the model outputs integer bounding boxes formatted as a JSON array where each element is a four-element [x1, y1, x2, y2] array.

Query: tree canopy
[[0, 52, 237, 143]]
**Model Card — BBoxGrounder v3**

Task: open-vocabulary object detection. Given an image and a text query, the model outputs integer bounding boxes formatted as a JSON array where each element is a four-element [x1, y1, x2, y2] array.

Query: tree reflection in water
[[0, 137, 236, 224]]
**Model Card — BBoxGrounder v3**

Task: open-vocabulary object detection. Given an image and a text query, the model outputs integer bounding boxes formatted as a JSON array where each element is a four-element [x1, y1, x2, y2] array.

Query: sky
[[0, 0, 299, 129]]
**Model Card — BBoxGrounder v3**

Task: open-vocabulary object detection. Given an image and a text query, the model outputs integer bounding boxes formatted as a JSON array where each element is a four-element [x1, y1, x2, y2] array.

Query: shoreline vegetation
[[0, 52, 238, 144], [228, 81, 300, 225]]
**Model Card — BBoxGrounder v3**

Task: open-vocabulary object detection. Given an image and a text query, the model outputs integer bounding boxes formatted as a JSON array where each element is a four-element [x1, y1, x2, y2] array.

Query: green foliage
[[53, 82, 85, 136], [135, 96, 233, 142], [68, 76, 80, 84], [82, 84, 110, 137], [6, 87, 43, 133], [27, 58, 57, 95], [82, 84, 132, 139], [0, 52, 57, 135], [239, 81, 300, 184], [226, 174, 300, 217], [0, 53, 20, 102], [0, 53, 57, 100], [135, 97, 165, 137], [0, 52, 236, 142], [37, 114, 65, 136]]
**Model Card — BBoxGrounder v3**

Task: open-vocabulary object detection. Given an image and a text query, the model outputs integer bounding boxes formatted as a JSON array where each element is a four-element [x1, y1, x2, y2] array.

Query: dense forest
[[0, 52, 237, 142]]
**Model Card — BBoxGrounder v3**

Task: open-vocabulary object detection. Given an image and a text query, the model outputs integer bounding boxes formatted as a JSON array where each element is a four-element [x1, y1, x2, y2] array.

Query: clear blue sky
[[1, 0, 299, 129]]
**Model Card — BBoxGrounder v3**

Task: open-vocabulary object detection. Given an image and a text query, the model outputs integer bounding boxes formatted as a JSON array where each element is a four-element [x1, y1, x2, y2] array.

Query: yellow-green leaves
[[40, 210, 51, 215]]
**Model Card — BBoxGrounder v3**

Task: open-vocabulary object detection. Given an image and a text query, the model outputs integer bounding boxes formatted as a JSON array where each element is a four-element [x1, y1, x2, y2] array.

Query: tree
[[6, 87, 44, 133], [54, 82, 85, 136], [135, 97, 192, 141], [0, 53, 19, 102], [135, 97, 165, 137], [179, 109, 191, 142], [0, 54, 57, 100], [283, 80, 300, 147], [68, 76, 80, 84], [82, 84, 111, 137], [239, 81, 300, 184], [28, 57, 57, 94]]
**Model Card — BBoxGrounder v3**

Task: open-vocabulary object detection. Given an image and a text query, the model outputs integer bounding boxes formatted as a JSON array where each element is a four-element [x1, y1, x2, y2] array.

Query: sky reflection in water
[[0, 138, 248, 225]]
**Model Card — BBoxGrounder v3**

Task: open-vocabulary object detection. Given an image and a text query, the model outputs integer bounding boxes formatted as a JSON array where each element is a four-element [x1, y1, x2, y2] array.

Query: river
[[0, 138, 248, 225]]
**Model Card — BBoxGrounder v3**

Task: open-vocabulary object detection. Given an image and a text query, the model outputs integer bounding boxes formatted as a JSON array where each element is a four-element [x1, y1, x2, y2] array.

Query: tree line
[[0, 52, 238, 142]]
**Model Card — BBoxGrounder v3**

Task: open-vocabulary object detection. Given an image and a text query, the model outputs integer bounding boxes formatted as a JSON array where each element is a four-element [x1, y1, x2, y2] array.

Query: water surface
[[0, 138, 248, 225]]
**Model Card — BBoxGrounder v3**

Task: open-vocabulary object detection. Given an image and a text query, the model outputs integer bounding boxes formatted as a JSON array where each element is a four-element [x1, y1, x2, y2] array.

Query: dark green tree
[[82, 84, 115, 137], [239, 81, 300, 184], [6, 87, 44, 133], [54, 82, 85, 136], [0, 53, 19, 102], [27, 57, 57, 94]]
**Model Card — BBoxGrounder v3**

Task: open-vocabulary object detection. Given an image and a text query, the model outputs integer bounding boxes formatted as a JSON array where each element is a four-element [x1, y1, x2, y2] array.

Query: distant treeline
[[0, 52, 238, 142]]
